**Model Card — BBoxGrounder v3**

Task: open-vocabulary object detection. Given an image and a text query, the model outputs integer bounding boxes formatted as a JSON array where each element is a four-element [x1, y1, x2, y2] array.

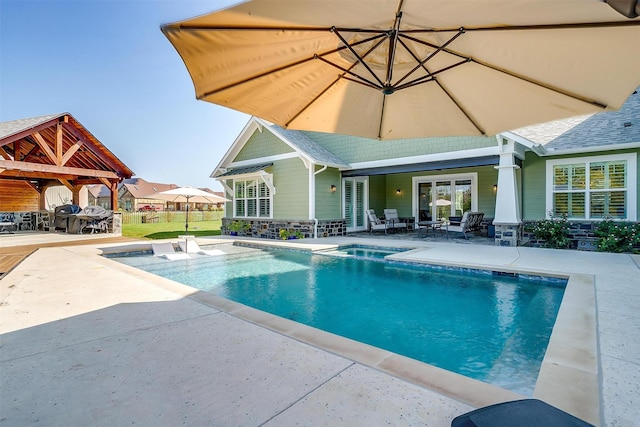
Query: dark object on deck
[[54, 205, 112, 234], [451, 399, 594, 427], [54, 204, 81, 232], [606, 0, 639, 18], [73, 206, 113, 234]]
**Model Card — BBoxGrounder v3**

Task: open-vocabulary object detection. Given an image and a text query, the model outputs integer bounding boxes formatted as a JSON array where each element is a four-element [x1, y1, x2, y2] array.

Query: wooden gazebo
[[0, 113, 133, 211]]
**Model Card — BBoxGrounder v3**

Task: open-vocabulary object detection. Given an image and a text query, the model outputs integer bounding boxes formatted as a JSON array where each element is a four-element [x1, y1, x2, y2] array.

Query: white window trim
[[411, 173, 478, 220], [233, 174, 274, 219], [545, 153, 637, 221]]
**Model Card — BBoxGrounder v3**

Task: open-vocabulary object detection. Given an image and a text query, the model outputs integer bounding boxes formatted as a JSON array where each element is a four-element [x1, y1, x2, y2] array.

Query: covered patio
[[0, 113, 133, 233]]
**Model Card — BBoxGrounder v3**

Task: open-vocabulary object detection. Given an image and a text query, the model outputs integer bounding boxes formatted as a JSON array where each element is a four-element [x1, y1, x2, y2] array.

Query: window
[[547, 153, 637, 220], [234, 177, 272, 218]]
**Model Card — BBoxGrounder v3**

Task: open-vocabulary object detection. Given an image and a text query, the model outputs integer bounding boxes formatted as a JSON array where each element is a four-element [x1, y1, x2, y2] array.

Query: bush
[[595, 219, 640, 253], [532, 215, 571, 249]]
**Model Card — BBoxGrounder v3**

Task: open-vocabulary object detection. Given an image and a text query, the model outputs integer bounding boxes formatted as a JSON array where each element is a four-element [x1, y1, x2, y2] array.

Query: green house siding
[[522, 148, 640, 221], [304, 131, 495, 164], [368, 175, 387, 214], [315, 167, 342, 220], [384, 173, 413, 217], [273, 157, 309, 219], [235, 129, 294, 162], [522, 152, 546, 220]]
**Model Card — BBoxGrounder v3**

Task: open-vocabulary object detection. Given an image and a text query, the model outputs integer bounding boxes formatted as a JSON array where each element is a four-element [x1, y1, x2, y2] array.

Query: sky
[[0, 0, 249, 191]]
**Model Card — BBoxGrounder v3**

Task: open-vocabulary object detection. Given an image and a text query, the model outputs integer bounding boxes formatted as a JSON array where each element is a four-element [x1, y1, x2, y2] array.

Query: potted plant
[[279, 229, 289, 240], [229, 220, 250, 236], [294, 230, 304, 239]]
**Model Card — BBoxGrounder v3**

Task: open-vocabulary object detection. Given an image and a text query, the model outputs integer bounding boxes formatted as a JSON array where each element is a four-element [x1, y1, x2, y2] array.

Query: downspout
[[311, 165, 328, 239]]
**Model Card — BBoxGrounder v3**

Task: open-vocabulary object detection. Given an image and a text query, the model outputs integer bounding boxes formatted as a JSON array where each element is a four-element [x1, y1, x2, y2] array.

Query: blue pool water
[[110, 244, 566, 395]]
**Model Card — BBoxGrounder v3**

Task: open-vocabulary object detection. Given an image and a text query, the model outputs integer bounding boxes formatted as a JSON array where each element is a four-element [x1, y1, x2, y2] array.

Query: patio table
[[417, 220, 446, 237]]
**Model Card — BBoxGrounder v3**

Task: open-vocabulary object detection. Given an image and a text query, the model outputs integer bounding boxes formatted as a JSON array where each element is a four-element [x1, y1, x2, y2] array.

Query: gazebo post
[[110, 181, 118, 210]]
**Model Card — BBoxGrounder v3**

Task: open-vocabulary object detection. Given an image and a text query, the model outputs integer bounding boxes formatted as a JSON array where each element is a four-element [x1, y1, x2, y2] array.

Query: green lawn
[[122, 220, 222, 240]]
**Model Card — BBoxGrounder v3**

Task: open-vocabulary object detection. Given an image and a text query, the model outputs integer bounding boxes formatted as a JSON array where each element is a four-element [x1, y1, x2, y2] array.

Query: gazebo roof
[[0, 112, 133, 186]]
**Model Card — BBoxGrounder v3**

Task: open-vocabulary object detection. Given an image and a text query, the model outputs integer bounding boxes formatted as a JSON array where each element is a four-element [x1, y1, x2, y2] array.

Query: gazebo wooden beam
[[0, 170, 77, 180], [0, 159, 120, 179], [32, 132, 58, 165]]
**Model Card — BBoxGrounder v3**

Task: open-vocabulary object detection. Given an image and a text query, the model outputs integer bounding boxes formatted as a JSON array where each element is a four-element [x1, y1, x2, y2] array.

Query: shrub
[[531, 215, 571, 249], [595, 219, 640, 253]]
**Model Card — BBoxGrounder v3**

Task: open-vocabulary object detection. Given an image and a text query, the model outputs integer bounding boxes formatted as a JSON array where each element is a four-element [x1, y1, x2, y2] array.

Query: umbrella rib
[[394, 59, 469, 92], [165, 20, 639, 35], [284, 77, 344, 128], [466, 57, 608, 109], [393, 29, 465, 87], [332, 27, 386, 87], [394, 20, 640, 33], [200, 33, 386, 99], [434, 81, 487, 136]]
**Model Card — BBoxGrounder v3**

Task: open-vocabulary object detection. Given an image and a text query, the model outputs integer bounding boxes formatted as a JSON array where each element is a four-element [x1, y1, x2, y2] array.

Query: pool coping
[[99, 239, 599, 425]]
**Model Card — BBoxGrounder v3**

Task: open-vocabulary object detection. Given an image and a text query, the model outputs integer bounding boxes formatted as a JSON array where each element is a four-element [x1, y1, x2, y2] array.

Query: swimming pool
[[110, 243, 566, 395]]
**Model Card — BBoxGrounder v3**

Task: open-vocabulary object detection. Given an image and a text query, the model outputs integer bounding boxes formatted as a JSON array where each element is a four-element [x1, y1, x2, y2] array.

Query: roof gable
[[212, 117, 349, 176], [0, 112, 133, 184]]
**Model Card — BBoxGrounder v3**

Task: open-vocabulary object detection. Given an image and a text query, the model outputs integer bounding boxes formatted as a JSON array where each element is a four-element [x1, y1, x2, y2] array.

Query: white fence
[[121, 210, 224, 225]]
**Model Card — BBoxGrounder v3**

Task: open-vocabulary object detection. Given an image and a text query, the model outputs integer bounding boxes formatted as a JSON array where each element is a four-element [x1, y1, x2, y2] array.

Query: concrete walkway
[[1, 234, 638, 426]]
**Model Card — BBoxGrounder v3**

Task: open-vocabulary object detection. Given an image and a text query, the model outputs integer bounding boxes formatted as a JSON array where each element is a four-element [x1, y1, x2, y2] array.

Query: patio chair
[[366, 209, 388, 234], [151, 242, 191, 260], [447, 212, 484, 239], [178, 239, 225, 256], [451, 398, 593, 427], [383, 209, 408, 232]]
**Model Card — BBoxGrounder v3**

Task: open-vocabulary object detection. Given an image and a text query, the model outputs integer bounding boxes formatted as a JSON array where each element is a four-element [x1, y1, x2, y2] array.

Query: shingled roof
[[512, 89, 640, 152]]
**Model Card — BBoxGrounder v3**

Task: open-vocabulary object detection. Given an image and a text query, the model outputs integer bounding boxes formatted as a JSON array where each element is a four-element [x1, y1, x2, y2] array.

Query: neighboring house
[[88, 178, 224, 212], [212, 89, 639, 245]]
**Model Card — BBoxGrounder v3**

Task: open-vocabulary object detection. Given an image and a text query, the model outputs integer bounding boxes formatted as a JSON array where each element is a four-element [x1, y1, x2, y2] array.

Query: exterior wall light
[[493, 184, 498, 192], [396, 189, 402, 195], [330, 185, 337, 192]]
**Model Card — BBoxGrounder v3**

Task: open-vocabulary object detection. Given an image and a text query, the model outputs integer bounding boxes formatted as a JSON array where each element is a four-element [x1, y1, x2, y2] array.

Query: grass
[[122, 220, 222, 240]]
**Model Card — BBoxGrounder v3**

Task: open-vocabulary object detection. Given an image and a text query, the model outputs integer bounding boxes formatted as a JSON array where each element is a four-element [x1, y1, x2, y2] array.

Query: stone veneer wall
[[522, 220, 601, 251], [110, 212, 122, 235], [221, 218, 346, 239], [494, 223, 523, 247]]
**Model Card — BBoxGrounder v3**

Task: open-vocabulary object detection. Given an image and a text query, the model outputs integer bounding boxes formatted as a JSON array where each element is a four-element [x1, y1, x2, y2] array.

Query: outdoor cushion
[[451, 399, 593, 427]]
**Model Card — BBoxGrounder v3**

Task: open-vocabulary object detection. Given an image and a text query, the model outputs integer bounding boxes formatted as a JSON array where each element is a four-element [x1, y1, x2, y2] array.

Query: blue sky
[[0, 0, 249, 190]]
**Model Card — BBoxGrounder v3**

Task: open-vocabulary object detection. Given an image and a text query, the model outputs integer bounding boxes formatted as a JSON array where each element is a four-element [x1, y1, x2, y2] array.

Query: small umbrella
[[162, 0, 640, 140], [145, 186, 229, 252]]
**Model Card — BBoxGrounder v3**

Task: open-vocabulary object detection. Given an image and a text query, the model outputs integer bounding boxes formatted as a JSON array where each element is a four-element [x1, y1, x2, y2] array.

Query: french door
[[343, 178, 367, 232], [413, 174, 477, 221]]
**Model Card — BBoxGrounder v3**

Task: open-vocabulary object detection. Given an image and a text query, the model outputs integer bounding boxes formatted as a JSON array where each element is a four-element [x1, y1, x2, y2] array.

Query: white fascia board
[[226, 152, 299, 169], [346, 146, 500, 171], [499, 131, 546, 156], [542, 141, 640, 157]]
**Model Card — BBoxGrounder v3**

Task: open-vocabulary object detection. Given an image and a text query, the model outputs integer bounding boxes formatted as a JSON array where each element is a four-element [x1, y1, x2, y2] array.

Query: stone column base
[[494, 223, 522, 247]]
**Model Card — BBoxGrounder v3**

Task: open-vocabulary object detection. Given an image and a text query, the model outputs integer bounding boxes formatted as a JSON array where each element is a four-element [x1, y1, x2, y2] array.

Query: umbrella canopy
[[162, 0, 640, 140], [145, 186, 229, 237], [146, 186, 229, 205]]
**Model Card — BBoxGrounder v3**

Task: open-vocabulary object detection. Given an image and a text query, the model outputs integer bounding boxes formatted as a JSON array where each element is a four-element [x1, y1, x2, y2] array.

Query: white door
[[343, 178, 367, 232]]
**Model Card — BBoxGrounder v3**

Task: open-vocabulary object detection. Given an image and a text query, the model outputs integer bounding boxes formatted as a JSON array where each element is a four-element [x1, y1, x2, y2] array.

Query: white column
[[493, 141, 521, 225]]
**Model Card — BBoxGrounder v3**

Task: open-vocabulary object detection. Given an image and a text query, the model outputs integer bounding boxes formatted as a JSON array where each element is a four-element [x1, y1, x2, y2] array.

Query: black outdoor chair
[[451, 399, 594, 427]]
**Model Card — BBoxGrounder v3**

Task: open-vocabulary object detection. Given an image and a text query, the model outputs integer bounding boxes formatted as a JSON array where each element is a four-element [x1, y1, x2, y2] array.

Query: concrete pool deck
[[1, 234, 638, 426]]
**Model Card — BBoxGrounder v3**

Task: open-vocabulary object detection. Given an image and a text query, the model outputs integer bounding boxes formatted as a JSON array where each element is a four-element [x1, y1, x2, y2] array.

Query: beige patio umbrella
[[161, 0, 640, 140], [145, 186, 229, 250]]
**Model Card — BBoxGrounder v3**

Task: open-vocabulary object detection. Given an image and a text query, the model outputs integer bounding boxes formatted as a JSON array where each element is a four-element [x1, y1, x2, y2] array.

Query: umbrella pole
[[185, 198, 189, 253]]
